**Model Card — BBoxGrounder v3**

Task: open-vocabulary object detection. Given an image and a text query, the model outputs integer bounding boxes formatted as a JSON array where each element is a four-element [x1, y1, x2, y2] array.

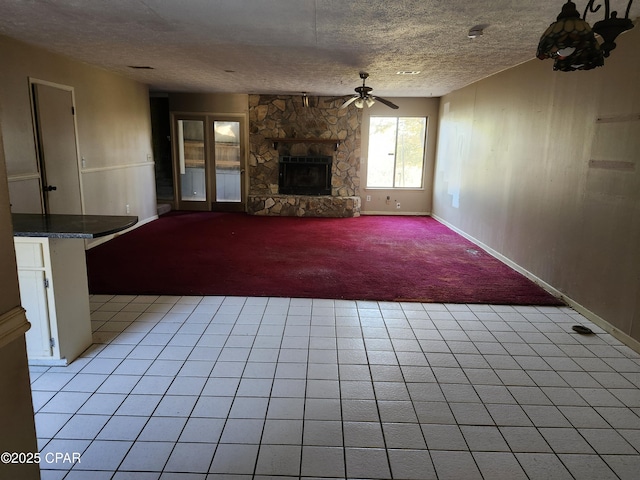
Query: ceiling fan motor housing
[[356, 86, 373, 97]]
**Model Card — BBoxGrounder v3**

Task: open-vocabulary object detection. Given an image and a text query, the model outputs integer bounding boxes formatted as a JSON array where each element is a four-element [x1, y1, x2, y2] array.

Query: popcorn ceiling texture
[[3, 1, 638, 97]]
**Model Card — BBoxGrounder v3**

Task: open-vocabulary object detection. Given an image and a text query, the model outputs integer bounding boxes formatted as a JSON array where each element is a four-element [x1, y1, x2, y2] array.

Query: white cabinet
[[14, 237, 92, 365]]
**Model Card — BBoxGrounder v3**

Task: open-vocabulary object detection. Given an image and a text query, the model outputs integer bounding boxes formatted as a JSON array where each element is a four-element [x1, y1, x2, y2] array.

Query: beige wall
[[0, 36, 158, 477], [169, 92, 248, 115], [0, 105, 39, 480], [433, 27, 640, 345], [361, 97, 440, 215], [0, 35, 156, 225]]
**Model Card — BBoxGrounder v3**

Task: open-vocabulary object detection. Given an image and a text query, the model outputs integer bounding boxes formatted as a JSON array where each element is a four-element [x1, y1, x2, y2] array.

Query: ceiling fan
[[331, 72, 399, 110]]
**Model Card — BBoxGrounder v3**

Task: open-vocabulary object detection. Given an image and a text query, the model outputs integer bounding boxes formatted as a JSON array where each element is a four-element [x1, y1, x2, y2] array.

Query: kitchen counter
[[13, 213, 138, 365], [12, 213, 138, 238]]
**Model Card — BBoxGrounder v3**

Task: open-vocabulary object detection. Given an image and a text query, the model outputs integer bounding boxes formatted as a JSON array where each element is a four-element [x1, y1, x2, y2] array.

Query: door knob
[[44, 185, 57, 192]]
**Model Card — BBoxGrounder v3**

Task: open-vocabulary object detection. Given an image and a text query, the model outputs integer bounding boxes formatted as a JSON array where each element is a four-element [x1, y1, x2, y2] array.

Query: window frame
[[365, 115, 428, 190]]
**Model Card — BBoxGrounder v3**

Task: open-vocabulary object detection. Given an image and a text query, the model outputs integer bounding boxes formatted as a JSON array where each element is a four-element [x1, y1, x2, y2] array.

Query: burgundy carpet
[[86, 212, 563, 305]]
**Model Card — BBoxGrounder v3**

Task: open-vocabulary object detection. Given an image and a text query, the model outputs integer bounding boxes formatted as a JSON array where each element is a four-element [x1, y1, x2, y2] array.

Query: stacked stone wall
[[247, 94, 362, 217]]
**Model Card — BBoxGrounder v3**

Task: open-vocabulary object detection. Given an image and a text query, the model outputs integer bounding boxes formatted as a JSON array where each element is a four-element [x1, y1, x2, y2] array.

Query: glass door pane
[[213, 121, 241, 203], [177, 119, 206, 202]]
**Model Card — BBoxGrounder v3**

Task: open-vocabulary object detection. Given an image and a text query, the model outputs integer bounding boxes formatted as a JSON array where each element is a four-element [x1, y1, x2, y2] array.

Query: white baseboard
[[28, 357, 69, 367], [361, 211, 430, 216], [562, 297, 640, 354], [431, 214, 640, 354]]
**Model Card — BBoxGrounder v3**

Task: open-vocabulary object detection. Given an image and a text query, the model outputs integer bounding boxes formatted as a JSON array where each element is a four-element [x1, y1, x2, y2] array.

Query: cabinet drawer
[[14, 240, 46, 268]]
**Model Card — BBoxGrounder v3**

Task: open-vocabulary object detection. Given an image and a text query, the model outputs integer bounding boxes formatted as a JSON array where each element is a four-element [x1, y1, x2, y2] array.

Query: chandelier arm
[[584, 0, 603, 21], [584, 0, 635, 21]]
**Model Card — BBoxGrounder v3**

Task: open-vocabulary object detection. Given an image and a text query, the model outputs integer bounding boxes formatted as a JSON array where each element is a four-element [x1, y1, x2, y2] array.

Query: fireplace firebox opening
[[279, 156, 332, 196]]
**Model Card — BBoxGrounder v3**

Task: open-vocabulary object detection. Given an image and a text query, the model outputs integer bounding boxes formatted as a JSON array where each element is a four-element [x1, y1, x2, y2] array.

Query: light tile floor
[[31, 295, 640, 479]]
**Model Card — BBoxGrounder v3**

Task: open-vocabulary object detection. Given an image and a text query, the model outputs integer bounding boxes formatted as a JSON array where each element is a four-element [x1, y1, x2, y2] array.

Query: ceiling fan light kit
[[337, 72, 399, 110], [537, 0, 634, 71]]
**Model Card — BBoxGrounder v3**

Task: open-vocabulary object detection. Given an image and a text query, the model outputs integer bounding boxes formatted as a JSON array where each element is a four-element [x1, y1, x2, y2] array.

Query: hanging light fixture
[[588, 0, 635, 56], [537, 1, 634, 71], [537, 1, 604, 71]]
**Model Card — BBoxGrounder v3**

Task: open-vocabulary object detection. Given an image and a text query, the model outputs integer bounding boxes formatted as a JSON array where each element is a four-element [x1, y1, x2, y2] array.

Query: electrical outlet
[[366, 195, 371, 202], [81, 157, 86, 168], [126, 204, 130, 214], [396, 202, 401, 209]]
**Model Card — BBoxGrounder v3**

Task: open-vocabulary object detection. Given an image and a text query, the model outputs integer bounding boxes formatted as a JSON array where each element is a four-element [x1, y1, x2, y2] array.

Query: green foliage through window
[[366, 116, 426, 188]]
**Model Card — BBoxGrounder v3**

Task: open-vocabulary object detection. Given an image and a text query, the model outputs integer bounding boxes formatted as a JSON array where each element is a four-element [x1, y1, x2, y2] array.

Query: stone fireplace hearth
[[247, 94, 362, 217]]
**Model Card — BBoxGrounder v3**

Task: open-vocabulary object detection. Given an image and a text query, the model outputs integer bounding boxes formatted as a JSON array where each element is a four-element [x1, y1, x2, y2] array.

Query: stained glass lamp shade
[[537, 1, 604, 71]]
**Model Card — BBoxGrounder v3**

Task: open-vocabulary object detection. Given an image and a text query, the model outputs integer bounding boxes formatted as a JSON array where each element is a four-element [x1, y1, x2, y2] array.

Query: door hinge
[[50, 338, 56, 348], [44, 278, 50, 288], [71, 106, 75, 115]]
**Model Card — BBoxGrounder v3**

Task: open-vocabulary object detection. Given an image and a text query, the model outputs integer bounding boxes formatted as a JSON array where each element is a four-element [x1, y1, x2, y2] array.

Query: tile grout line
[[29, 294, 640, 479]]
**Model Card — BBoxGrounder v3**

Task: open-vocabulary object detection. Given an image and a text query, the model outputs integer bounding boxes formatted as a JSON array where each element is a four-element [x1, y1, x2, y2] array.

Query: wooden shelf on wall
[[266, 137, 341, 151]]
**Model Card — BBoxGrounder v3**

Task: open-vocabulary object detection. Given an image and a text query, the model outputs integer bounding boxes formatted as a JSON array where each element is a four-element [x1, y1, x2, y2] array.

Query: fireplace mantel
[[266, 137, 341, 151]]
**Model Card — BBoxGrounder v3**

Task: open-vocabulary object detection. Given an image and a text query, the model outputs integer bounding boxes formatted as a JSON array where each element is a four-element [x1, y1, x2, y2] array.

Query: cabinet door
[[15, 239, 53, 359], [19, 270, 53, 358]]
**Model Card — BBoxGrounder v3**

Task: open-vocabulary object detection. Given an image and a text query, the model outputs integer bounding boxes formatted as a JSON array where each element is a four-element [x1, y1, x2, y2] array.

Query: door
[[172, 115, 246, 211], [31, 81, 83, 214], [212, 119, 244, 212]]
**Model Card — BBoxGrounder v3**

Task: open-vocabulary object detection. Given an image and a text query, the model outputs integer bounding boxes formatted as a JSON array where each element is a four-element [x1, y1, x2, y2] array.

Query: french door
[[172, 114, 246, 212]]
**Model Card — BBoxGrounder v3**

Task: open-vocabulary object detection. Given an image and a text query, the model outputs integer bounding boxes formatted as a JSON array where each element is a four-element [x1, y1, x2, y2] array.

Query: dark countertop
[[12, 214, 138, 239]]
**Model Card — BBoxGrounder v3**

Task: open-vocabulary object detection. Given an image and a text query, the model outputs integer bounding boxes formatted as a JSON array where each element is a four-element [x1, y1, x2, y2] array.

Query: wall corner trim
[[0, 306, 30, 349]]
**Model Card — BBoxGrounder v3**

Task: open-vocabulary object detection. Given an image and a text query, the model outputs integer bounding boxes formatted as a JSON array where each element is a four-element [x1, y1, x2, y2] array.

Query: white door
[[31, 81, 83, 214]]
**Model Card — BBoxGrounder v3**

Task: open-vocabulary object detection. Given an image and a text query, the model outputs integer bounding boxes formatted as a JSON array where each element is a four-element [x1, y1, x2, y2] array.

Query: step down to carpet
[[157, 203, 172, 216]]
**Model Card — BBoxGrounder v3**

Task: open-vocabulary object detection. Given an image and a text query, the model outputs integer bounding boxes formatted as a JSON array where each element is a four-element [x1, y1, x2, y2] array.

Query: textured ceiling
[[0, 0, 638, 97]]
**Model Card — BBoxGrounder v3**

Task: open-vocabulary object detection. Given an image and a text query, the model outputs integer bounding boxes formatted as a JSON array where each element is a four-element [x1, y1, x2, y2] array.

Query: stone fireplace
[[247, 94, 362, 217]]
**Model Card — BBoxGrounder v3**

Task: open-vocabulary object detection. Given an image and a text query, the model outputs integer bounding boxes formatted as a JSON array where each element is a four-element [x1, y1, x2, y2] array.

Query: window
[[366, 116, 427, 188]]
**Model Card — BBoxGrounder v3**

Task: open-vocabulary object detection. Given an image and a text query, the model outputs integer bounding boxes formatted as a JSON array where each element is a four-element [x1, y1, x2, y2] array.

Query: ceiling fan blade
[[339, 96, 359, 109], [372, 96, 399, 109]]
